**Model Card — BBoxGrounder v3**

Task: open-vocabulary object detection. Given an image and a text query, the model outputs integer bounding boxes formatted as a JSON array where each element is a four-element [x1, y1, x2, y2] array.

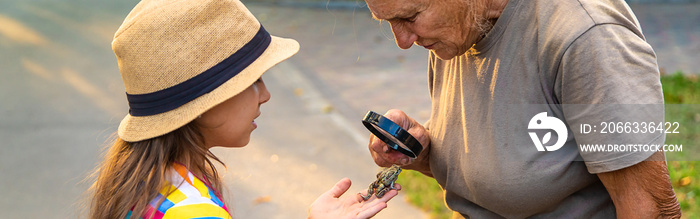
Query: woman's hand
[[368, 109, 432, 176], [308, 178, 400, 219]]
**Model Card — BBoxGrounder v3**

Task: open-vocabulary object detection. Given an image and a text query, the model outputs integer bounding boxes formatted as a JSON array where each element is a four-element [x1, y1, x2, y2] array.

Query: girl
[[88, 0, 398, 218]]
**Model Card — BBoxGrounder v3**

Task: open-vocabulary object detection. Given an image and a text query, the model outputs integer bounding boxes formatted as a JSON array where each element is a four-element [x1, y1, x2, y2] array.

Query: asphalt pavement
[[0, 0, 698, 218]]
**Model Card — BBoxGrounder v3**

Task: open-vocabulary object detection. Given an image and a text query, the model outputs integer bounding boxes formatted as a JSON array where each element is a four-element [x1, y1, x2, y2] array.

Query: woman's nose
[[390, 23, 418, 50]]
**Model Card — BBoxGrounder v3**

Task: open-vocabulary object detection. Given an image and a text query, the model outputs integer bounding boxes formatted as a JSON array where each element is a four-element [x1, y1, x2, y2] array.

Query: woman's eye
[[404, 14, 418, 22]]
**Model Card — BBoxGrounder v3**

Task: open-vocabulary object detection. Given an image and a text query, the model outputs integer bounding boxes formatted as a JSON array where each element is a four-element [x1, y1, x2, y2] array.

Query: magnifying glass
[[362, 111, 423, 158]]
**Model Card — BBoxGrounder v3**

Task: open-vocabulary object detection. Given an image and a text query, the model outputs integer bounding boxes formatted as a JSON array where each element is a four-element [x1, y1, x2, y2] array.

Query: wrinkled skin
[[360, 165, 402, 201], [367, 109, 432, 176], [365, 0, 508, 60]]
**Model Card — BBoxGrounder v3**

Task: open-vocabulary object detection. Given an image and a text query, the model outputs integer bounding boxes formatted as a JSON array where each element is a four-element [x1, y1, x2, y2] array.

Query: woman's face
[[366, 0, 494, 60], [196, 78, 271, 148]]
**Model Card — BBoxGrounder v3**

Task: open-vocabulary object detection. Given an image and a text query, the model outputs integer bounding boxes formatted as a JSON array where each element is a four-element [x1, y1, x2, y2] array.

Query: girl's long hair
[[88, 122, 226, 219]]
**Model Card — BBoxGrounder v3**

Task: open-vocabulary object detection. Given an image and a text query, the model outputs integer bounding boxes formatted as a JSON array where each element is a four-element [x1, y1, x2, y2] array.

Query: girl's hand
[[308, 178, 400, 219]]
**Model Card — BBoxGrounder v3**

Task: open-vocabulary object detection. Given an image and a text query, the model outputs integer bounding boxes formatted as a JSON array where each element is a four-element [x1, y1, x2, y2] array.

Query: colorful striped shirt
[[127, 163, 231, 219]]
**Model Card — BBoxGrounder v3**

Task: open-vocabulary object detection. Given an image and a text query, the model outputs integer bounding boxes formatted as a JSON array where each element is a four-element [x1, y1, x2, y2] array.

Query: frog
[[360, 164, 402, 201]]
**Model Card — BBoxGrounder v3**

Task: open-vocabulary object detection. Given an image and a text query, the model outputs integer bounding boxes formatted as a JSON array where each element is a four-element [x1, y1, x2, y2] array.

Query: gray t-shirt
[[426, 0, 664, 218]]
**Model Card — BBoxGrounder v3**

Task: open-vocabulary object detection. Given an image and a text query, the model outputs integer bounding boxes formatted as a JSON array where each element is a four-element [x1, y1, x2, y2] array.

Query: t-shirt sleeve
[[558, 24, 665, 174]]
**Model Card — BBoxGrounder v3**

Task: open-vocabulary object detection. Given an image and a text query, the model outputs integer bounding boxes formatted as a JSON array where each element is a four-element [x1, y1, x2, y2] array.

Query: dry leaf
[[321, 104, 334, 113], [680, 177, 691, 187], [396, 55, 405, 63], [253, 196, 271, 205]]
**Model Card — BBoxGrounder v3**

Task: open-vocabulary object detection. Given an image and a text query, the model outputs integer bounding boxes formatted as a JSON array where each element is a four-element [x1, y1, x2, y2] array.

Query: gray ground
[[0, 0, 697, 218]]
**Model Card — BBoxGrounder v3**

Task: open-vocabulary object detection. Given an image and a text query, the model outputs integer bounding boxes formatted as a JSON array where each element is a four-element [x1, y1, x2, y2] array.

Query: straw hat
[[113, 0, 299, 142]]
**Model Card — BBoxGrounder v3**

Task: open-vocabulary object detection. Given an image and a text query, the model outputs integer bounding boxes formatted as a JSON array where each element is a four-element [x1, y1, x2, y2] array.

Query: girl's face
[[196, 78, 271, 148]]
